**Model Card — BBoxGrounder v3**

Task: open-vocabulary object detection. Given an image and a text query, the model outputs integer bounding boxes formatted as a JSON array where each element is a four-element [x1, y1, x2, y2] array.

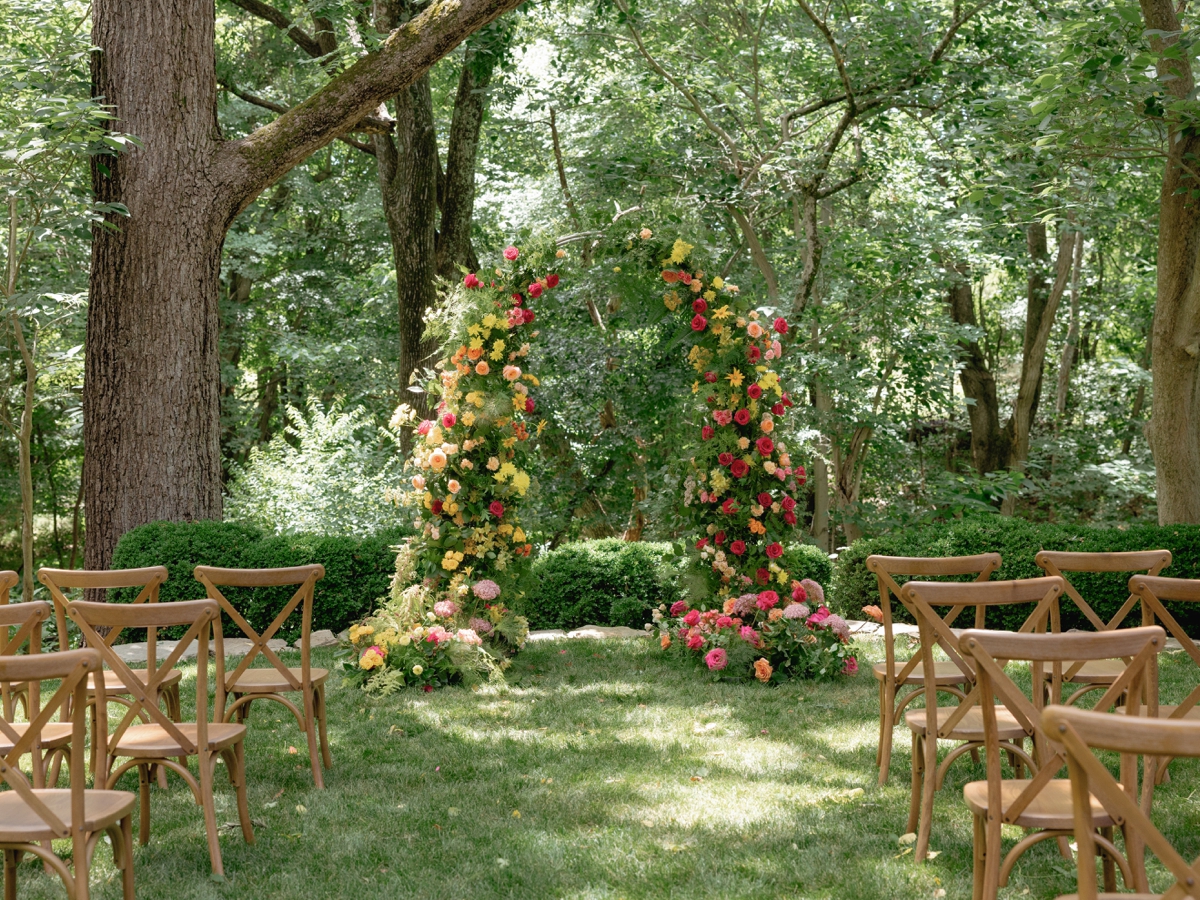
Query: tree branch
[[227, 0, 324, 58], [795, 0, 855, 114], [220, 83, 378, 155], [218, 0, 522, 215]]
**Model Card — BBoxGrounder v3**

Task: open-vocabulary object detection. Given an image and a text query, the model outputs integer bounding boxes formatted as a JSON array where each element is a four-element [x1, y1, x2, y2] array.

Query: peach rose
[[475, 361, 490, 375]]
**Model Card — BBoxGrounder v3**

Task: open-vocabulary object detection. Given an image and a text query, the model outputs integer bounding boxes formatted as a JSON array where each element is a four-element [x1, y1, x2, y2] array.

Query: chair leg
[[1100, 826, 1116, 892], [303, 687, 324, 789], [199, 752, 225, 876], [316, 684, 332, 771], [74, 830, 89, 900], [138, 764, 152, 845], [906, 731, 923, 834], [878, 678, 894, 786], [230, 741, 255, 844], [120, 814, 135, 900], [4, 848, 17, 900], [916, 729, 938, 862], [982, 813, 1002, 900], [971, 813, 985, 900]]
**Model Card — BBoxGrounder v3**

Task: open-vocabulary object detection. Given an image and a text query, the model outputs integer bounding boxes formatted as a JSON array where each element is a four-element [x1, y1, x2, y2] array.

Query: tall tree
[[85, 0, 522, 570]]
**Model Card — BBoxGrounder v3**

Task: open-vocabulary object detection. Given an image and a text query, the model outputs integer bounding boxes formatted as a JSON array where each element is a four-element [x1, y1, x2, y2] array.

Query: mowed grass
[[8, 636, 1200, 899]]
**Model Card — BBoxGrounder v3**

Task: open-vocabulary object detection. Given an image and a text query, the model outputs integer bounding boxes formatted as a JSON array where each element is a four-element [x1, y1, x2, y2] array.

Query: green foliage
[[225, 399, 405, 537], [110, 520, 410, 639], [833, 518, 1200, 632], [522, 539, 685, 630]]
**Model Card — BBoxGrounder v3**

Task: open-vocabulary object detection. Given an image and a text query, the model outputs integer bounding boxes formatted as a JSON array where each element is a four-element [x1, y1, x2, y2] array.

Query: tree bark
[[1054, 232, 1085, 418], [86, 0, 520, 570], [1140, 0, 1200, 524], [945, 262, 1007, 474]]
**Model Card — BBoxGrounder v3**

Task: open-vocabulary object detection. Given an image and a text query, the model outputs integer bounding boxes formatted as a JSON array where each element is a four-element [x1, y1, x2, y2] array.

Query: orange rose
[[754, 658, 773, 682], [862, 604, 884, 623], [475, 361, 490, 375], [467, 346, 483, 360], [660, 633, 671, 649]]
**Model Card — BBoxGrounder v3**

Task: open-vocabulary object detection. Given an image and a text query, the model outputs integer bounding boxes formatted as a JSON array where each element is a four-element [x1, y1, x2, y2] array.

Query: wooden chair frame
[[1036, 550, 1171, 705], [0, 648, 135, 900], [866, 553, 1001, 785], [66, 599, 254, 877], [0, 570, 26, 721], [194, 564, 330, 788], [900, 576, 1064, 862], [1045, 705, 1200, 900], [0, 602, 70, 789], [38, 567, 183, 781], [961, 626, 1164, 900]]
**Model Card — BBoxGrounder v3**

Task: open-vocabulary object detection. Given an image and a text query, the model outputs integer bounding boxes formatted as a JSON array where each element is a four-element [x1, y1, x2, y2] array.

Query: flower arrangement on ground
[[646, 233, 855, 680], [343, 243, 558, 693], [654, 578, 857, 681]]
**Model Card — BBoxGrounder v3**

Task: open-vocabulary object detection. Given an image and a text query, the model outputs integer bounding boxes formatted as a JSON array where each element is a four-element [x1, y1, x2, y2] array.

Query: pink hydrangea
[[472, 580, 501, 601], [433, 600, 459, 618], [782, 602, 810, 620], [455, 628, 483, 645], [825, 614, 850, 641], [705, 648, 728, 671], [733, 594, 758, 617], [468, 616, 493, 635], [669, 600, 689, 617], [800, 579, 825, 606]]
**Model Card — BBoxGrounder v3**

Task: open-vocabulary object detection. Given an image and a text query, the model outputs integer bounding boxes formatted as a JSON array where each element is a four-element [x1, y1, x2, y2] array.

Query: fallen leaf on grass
[[898, 833, 917, 846], [295, 804, 307, 815], [926, 850, 941, 860], [287, 746, 298, 755], [511, 809, 521, 818]]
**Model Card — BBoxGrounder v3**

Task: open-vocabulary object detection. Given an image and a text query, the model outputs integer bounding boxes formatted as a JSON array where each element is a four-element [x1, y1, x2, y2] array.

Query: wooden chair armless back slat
[[37, 566, 168, 656], [0, 570, 17, 602], [1036, 550, 1172, 574]]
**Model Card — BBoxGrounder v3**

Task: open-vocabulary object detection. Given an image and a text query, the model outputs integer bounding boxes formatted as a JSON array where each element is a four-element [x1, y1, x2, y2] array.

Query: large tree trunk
[[86, 0, 522, 570], [86, 0, 226, 570], [1054, 233, 1085, 418], [945, 263, 1007, 474], [1140, 0, 1200, 523]]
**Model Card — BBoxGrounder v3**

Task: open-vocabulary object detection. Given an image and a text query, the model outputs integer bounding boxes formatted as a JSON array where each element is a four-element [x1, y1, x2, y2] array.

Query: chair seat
[[873, 659, 970, 686], [226, 667, 328, 694], [0, 789, 134, 842], [0, 722, 73, 754], [1054, 658, 1126, 684], [88, 668, 182, 694], [112, 722, 246, 757], [963, 778, 1114, 830], [906, 706, 1028, 741], [1139, 704, 1200, 720]]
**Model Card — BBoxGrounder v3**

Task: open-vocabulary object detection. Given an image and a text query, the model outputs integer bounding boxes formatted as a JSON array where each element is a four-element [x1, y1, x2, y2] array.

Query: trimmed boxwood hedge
[[832, 517, 1200, 633], [110, 520, 411, 639], [518, 538, 834, 631]]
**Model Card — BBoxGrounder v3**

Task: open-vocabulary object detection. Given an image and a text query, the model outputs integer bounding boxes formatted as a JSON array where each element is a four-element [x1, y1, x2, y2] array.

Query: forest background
[[0, 0, 1185, 580]]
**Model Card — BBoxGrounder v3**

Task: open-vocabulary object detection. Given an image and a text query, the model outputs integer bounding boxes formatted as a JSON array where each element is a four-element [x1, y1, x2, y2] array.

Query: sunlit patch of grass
[[6, 635, 1200, 898]]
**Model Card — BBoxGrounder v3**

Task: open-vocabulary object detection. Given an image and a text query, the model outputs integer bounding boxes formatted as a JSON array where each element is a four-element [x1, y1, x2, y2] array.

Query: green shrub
[[110, 520, 411, 639], [522, 539, 684, 630], [780, 543, 835, 589], [832, 518, 1200, 632]]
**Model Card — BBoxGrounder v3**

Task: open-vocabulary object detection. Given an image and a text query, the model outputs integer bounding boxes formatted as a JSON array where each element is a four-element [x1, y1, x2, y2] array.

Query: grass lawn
[[9, 635, 1200, 899]]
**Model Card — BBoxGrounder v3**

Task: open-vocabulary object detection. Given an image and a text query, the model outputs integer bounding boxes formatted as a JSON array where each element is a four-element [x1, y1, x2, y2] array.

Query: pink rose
[[442, 413, 456, 428], [528, 282, 544, 298], [792, 583, 808, 603], [693, 298, 707, 314], [756, 590, 779, 610], [691, 314, 707, 331], [417, 420, 434, 436], [781, 495, 796, 511], [546, 273, 559, 288], [525, 397, 535, 413], [746, 384, 762, 400], [683, 609, 701, 626], [843, 657, 859, 676], [717, 615, 733, 628], [739, 626, 761, 646], [713, 409, 733, 426], [463, 273, 482, 288], [705, 648, 728, 670], [687, 630, 704, 651], [504, 245, 519, 260], [669, 600, 689, 616]]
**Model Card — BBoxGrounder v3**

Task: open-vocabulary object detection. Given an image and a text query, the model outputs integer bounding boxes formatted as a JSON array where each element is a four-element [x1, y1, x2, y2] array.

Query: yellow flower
[[496, 461, 518, 482], [613, 266, 621, 272], [412, 664, 424, 676], [668, 239, 694, 264], [498, 524, 514, 536], [359, 648, 384, 670], [469, 337, 484, 350], [491, 340, 506, 361], [512, 471, 531, 495], [692, 381, 700, 394], [712, 276, 725, 289], [726, 369, 745, 388], [521, 373, 540, 386], [703, 290, 716, 302], [712, 305, 732, 320], [513, 526, 526, 542], [462, 411, 476, 427], [442, 551, 465, 571], [538, 419, 547, 435], [664, 291, 681, 311], [512, 395, 526, 412], [482, 314, 500, 330]]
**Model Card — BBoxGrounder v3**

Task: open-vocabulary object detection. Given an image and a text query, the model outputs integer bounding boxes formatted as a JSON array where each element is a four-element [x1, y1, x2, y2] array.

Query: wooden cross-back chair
[[1046, 706, 1200, 900], [0, 570, 26, 721], [961, 626, 1166, 900], [0, 602, 73, 789], [866, 553, 1002, 785], [194, 564, 331, 788], [65, 599, 254, 877], [1036, 550, 1172, 706], [900, 576, 1064, 863], [38, 567, 183, 779], [0, 648, 135, 900]]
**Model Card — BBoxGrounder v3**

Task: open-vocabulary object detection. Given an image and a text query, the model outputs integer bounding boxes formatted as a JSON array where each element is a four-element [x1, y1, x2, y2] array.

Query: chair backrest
[[0, 648, 101, 838], [866, 553, 1001, 684], [37, 566, 169, 656], [0, 600, 51, 718], [193, 565, 324, 704], [900, 577, 1064, 744], [1036, 548, 1171, 632], [961, 626, 1164, 829], [1130, 574, 1200, 721], [1043, 705, 1200, 900], [0, 570, 16, 602], [64, 599, 219, 757]]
